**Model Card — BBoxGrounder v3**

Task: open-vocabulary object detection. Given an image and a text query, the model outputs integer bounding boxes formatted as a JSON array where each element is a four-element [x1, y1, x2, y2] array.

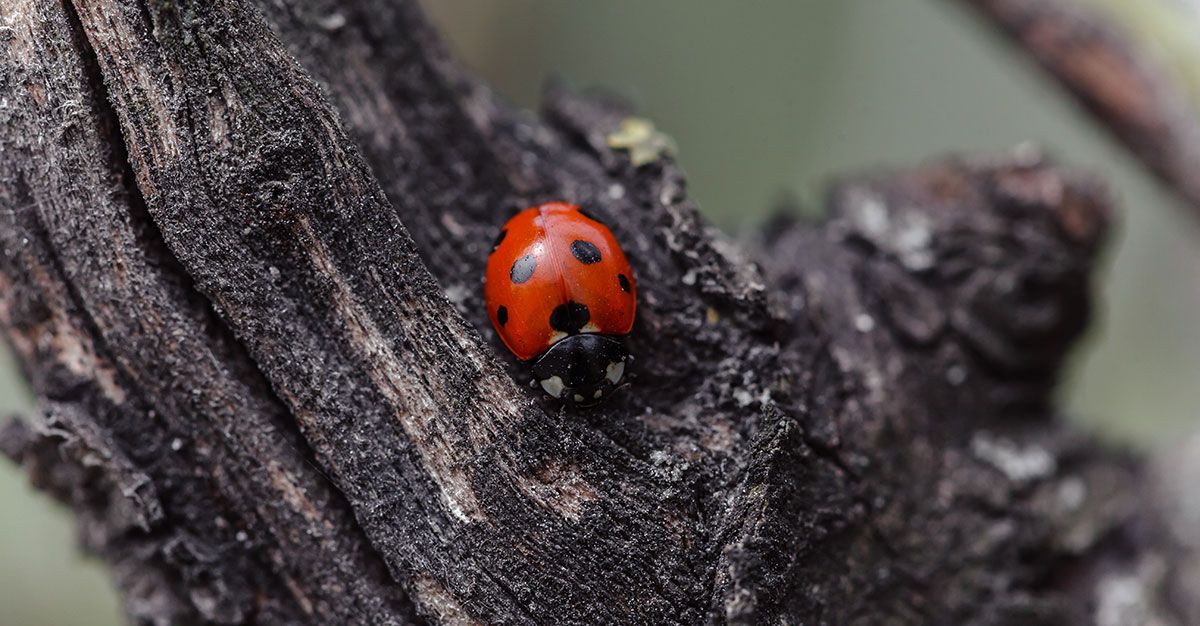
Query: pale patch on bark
[[411, 574, 484, 626]]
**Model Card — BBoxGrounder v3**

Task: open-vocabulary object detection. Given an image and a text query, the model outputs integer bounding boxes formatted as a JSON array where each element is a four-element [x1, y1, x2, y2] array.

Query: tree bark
[[0, 0, 1194, 624]]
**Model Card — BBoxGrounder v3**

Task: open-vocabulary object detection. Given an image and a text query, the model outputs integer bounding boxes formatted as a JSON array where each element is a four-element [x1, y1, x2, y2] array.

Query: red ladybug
[[484, 202, 637, 405]]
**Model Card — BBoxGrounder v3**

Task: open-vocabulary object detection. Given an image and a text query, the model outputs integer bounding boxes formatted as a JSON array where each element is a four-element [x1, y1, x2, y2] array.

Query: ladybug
[[484, 202, 637, 405]]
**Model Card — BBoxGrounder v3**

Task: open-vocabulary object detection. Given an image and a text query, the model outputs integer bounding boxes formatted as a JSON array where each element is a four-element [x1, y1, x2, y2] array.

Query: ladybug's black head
[[530, 334, 628, 407]]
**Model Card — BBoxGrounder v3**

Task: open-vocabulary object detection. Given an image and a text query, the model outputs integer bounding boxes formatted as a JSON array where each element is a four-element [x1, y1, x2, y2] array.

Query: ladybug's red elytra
[[484, 202, 637, 405]]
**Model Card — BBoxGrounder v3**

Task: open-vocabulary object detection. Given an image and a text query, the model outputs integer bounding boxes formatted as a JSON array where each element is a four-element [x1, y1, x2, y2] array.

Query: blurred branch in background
[[959, 0, 1200, 223]]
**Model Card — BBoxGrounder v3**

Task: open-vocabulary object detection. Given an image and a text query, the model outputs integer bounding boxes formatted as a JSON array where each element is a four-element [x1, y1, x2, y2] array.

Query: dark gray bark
[[0, 0, 1194, 624]]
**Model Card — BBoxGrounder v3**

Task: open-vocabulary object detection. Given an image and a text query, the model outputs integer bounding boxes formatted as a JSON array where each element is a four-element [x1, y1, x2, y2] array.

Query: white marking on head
[[606, 360, 625, 385], [540, 376, 565, 398], [593, 389, 603, 399], [573, 394, 585, 402]]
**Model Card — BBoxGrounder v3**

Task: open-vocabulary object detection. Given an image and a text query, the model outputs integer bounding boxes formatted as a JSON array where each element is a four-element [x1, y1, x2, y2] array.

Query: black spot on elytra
[[618, 273, 631, 293], [510, 255, 536, 283], [491, 229, 507, 253], [497, 305, 508, 326], [570, 240, 601, 265], [549, 301, 590, 334]]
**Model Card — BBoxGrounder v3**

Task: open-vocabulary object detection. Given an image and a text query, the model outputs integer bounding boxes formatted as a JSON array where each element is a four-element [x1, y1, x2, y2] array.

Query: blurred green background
[[3, 1, 1199, 623]]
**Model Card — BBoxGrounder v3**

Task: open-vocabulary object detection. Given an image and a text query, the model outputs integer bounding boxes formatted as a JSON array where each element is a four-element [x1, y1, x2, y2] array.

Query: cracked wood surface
[[1, 0, 1197, 624]]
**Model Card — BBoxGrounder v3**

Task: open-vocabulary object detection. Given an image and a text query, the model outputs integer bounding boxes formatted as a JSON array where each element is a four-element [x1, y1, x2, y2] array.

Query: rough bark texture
[[0, 0, 1196, 624]]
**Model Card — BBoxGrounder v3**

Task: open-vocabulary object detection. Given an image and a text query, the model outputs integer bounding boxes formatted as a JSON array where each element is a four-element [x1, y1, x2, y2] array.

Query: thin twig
[[959, 0, 1200, 222]]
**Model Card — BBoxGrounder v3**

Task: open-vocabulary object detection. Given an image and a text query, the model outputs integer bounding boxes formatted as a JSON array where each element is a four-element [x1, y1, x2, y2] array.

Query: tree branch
[[957, 0, 1200, 223], [1, 0, 1194, 623], [0, 0, 412, 622]]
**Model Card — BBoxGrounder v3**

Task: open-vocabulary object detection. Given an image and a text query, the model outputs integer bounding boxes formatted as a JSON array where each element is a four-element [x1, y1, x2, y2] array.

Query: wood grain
[[1, 0, 1195, 623]]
